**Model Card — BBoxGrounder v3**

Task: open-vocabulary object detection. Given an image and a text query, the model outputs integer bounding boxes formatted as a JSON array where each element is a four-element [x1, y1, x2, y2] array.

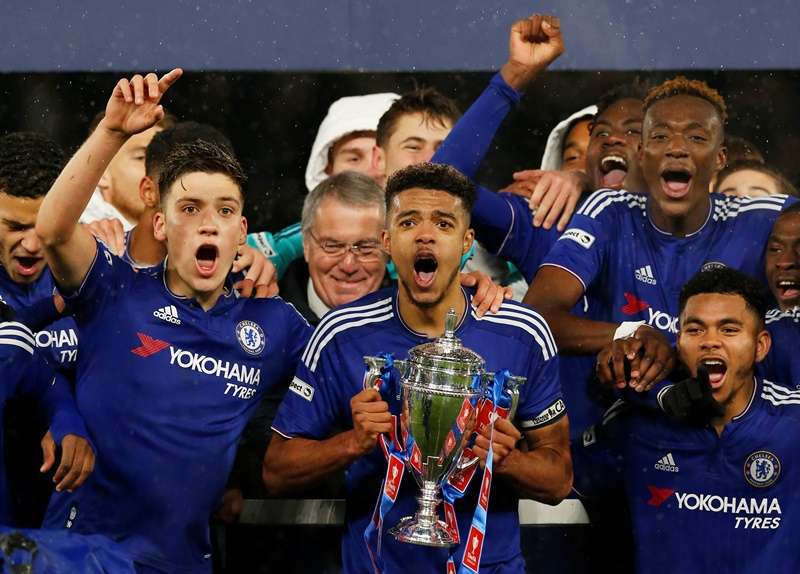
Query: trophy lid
[[407, 308, 484, 375]]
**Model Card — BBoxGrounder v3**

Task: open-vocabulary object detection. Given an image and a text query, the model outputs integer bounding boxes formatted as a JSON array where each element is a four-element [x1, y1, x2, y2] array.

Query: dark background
[[1, 69, 798, 232]]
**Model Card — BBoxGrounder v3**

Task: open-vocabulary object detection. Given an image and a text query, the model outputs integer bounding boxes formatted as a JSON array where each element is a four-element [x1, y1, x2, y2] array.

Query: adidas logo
[[153, 305, 181, 325], [635, 265, 657, 285], [654, 452, 679, 473]]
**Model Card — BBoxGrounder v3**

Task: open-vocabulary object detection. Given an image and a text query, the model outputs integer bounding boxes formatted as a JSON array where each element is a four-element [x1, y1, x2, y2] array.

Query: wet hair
[[644, 76, 728, 124], [146, 122, 234, 180], [679, 267, 767, 325], [724, 135, 764, 165], [594, 78, 651, 119], [301, 171, 385, 234], [376, 87, 461, 148], [385, 162, 475, 217], [0, 132, 65, 199], [158, 140, 247, 205], [715, 160, 798, 198], [88, 110, 176, 135]]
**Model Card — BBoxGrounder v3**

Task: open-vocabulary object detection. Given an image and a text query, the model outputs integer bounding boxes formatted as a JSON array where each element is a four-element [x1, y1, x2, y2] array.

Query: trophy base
[[388, 516, 455, 547]]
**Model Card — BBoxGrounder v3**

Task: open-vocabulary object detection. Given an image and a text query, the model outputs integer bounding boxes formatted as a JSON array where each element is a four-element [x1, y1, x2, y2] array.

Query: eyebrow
[[176, 195, 242, 206], [684, 316, 743, 326], [399, 136, 426, 145], [1, 218, 31, 227]]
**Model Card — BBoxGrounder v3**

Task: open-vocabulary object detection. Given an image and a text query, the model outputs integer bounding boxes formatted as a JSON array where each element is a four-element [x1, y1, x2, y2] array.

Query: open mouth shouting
[[195, 244, 219, 278], [699, 357, 727, 389], [661, 167, 693, 199], [600, 155, 629, 189], [774, 277, 800, 304], [13, 255, 43, 277], [413, 251, 438, 289]]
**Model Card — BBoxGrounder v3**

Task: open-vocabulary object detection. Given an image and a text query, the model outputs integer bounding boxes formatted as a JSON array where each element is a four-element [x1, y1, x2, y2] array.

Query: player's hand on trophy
[[83, 217, 127, 256], [40, 431, 95, 492], [460, 271, 513, 317], [99, 68, 182, 137], [473, 417, 522, 469], [596, 325, 675, 392], [349, 388, 394, 457], [502, 169, 587, 231], [233, 245, 279, 298], [501, 14, 564, 91]]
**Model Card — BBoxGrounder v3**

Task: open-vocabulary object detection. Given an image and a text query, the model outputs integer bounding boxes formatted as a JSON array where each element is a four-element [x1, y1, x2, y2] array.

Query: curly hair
[[385, 162, 475, 215], [0, 132, 65, 199], [679, 267, 767, 325], [644, 76, 727, 124], [158, 140, 247, 205]]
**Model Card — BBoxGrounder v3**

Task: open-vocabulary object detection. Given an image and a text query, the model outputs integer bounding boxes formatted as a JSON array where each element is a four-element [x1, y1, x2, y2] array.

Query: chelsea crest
[[744, 451, 781, 488], [236, 320, 266, 356]]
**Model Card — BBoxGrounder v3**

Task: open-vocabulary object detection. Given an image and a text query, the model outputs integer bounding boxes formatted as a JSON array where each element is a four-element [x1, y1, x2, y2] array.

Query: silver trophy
[[363, 309, 525, 547]]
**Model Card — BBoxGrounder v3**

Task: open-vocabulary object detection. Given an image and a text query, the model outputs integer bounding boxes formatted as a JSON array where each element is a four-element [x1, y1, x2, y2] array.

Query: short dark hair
[[644, 76, 728, 124], [146, 122, 234, 180], [724, 135, 764, 165], [385, 162, 475, 216], [0, 132, 65, 199], [376, 87, 461, 148], [777, 201, 800, 219], [679, 267, 767, 325], [158, 140, 247, 205], [594, 77, 650, 119], [715, 160, 798, 198]]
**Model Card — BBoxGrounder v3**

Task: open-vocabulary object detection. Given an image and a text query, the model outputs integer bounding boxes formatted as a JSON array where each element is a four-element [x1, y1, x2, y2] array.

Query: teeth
[[778, 281, 799, 287], [601, 155, 627, 168], [702, 359, 724, 366]]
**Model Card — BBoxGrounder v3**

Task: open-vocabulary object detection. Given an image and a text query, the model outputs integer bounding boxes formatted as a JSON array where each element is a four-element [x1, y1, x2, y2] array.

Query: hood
[[539, 104, 598, 171], [304, 92, 400, 191]]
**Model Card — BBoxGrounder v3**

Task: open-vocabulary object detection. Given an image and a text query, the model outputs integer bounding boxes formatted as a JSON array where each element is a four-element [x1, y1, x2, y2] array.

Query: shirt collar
[[392, 286, 471, 340], [306, 279, 331, 320]]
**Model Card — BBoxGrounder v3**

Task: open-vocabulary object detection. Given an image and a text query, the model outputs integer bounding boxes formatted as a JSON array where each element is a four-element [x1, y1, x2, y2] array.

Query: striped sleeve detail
[[0, 321, 36, 355], [302, 298, 394, 372], [470, 301, 558, 361]]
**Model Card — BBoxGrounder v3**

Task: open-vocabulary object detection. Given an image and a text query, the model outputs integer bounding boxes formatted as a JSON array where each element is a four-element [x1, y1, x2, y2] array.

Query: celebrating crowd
[[1, 11, 798, 574]]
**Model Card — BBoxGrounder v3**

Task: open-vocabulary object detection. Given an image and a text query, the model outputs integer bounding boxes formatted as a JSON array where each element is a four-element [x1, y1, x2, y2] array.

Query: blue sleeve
[[432, 72, 521, 179], [514, 314, 566, 431], [540, 190, 614, 291], [271, 339, 351, 440], [59, 239, 135, 324], [473, 190, 561, 282], [42, 372, 90, 445], [13, 296, 60, 331], [278, 299, 313, 381]]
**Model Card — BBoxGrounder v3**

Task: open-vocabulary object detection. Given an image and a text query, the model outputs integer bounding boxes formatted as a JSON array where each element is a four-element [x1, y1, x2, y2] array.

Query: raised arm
[[36, 69, 182, 291]]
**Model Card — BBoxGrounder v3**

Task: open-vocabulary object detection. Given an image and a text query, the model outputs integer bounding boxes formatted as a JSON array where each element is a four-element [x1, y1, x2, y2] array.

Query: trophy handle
[[363, 356, 386, 391], [504, 375, 526, 421]]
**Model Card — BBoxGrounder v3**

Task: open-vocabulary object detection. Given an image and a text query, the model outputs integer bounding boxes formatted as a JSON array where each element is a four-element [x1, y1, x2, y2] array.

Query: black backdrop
[[1, 69, 799, 232]]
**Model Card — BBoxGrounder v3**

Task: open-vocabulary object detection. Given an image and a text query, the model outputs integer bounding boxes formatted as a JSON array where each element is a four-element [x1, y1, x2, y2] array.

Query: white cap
[[304, 92, 400, 191], [539, 105, 598, 171]]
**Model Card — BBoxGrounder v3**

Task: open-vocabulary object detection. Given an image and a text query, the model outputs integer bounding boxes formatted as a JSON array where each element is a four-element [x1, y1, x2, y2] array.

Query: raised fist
[[501, 14, 564, 91]]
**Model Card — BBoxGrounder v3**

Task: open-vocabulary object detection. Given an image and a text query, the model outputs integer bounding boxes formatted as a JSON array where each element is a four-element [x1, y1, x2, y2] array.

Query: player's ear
[[381, 228, 391, 254], [754, 328, 771, 364], [239, 217, 248, 246], [372, 145, 385, 175], [715, 145, 727, 174], [153, 210, 167, 242], [462, 227, 475, 256], [139, 176, 159, 208]]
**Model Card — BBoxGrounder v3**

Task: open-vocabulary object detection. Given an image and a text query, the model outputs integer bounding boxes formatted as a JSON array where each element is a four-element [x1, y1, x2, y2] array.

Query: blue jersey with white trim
[[759, 307, 800, 389], [272, 286, 564, 573], [574, 379, 800, 574], [543, 190, 797, 343], [42, 241, 312, 573], [0, 265, 78, 372]]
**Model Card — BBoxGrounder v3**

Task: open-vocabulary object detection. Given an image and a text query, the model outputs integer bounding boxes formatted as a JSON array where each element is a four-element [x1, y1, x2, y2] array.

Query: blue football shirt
[[0, 265, 79, 372], [272, 286, 565, 573], [42, 241, 312, 573], [759, 307, 800, 389], [575, 378, 800, 573], [543, 190, 796, 343]]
